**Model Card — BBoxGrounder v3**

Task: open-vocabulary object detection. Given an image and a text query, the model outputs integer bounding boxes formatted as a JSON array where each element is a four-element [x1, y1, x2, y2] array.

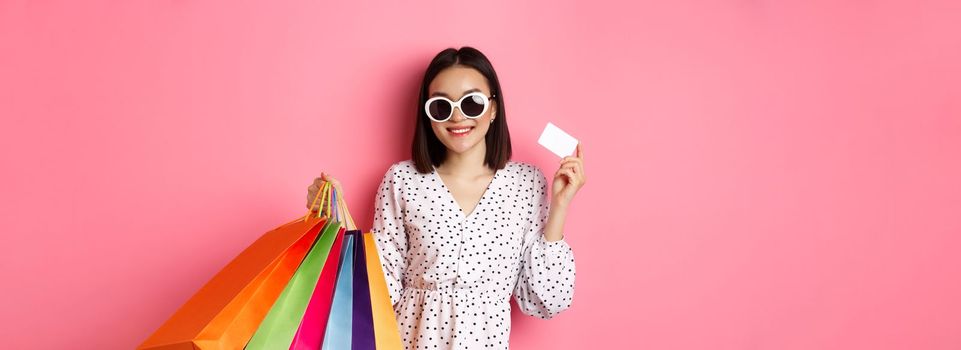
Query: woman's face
[[427, 65, 497, 156]]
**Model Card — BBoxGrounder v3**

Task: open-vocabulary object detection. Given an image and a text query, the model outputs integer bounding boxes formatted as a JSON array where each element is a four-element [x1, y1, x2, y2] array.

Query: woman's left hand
[[552, 143, 586, 207]]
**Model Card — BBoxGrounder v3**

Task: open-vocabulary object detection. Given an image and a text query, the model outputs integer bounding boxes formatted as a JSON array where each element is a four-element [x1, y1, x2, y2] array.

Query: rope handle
[[303, 181, 331, 222], [337, 188, 357, 230]]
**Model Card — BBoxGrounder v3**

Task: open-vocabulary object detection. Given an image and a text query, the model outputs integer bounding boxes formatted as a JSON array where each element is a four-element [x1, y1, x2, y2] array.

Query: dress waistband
[[403, 280, 509, 301]]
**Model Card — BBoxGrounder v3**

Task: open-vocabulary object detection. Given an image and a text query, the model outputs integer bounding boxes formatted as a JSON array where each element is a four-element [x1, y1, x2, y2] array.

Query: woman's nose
[[449, 107, 468, 122]]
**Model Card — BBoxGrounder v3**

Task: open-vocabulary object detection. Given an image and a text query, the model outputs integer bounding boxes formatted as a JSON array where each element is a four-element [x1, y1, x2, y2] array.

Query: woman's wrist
[[550, 198, 569, 211], [544, 201, 569, 242]]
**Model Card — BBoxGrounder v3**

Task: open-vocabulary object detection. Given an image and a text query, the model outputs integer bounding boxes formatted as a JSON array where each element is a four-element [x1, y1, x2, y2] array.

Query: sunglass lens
[[461, 95, 487, 117], [427, 100, 452, 121]]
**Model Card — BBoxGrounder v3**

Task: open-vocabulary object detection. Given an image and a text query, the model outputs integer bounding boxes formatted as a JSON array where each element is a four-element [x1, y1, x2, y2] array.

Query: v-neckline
[[431, 164, 504, 221]]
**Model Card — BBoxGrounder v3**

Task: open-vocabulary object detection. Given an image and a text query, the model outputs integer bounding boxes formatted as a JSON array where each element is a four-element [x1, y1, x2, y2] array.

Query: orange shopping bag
[[363, 232, 404, 349]]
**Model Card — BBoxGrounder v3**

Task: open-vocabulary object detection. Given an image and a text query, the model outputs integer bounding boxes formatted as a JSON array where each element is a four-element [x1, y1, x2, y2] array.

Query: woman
[[307, 46, 585, 349]]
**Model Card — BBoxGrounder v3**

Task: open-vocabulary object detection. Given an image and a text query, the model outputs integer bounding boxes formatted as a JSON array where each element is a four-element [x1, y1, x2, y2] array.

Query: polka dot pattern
[[371, 159, 576, 349]]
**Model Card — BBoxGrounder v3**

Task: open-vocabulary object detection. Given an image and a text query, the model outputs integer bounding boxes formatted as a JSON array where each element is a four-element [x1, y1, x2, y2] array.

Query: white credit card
[[538, 122, 578, 158]]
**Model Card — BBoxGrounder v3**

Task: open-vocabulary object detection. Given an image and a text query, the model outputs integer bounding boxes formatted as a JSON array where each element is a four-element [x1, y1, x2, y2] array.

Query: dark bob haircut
[[411, 46, 512, 174]]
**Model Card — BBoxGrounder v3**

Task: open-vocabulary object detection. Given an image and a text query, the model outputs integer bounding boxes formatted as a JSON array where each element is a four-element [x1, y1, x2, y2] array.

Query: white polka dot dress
[[371, 159, 576, 350]]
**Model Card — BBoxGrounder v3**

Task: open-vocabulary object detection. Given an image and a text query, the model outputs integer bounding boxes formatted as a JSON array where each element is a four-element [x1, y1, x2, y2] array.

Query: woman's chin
[[443, 139, 479, 154]]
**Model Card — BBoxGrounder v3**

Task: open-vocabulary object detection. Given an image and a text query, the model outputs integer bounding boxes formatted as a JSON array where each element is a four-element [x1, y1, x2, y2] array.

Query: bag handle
[[303, 181, 331, 222], [337, 188, 357, 230]]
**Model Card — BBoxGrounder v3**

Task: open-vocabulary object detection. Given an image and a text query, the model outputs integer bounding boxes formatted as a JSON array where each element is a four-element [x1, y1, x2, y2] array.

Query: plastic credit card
[[537, 122, 578, 158]]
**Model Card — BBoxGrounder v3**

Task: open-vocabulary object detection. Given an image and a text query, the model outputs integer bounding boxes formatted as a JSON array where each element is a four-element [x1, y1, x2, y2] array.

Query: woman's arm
[[545, 142, 586, 242]]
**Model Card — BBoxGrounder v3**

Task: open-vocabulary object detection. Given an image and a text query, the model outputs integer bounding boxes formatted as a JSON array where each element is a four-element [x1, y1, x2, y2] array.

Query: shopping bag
[[351, 231, 376, 350], [138, 216, 328, 350], [362, 232, 404, 349], [321, 233, 356, 350]]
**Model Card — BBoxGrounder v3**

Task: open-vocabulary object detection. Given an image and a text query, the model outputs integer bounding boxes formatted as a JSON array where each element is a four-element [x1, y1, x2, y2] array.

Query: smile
[[448, 127, 474, 136]]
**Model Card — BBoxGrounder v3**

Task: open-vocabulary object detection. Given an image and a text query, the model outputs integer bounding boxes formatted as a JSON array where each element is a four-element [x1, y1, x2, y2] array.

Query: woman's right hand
[[307, 172, 344, 211]]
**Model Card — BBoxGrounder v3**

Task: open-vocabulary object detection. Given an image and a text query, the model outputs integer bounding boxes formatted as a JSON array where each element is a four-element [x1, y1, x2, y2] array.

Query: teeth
[[450, 127, 473, 134]]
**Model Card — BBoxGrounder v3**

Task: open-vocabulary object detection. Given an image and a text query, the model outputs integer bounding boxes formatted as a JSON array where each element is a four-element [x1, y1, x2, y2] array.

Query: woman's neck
[[438, 140, 493, 177]]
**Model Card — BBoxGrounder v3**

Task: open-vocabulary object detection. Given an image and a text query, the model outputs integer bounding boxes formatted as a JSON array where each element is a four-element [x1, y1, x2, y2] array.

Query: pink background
[[2, 0, 960, 349]]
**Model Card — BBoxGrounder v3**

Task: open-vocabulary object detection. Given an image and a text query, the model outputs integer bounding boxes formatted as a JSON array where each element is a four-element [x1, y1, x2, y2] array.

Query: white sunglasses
[[424, 91, 496, 123]]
